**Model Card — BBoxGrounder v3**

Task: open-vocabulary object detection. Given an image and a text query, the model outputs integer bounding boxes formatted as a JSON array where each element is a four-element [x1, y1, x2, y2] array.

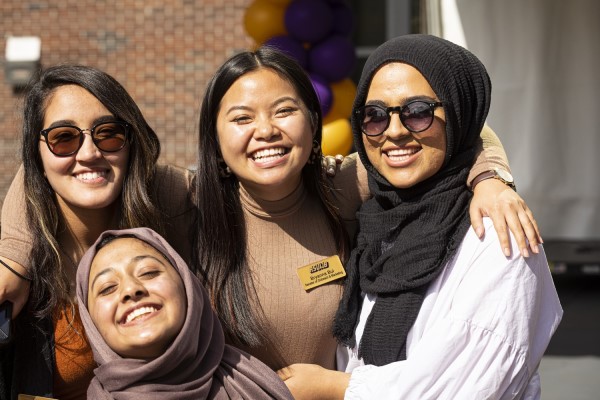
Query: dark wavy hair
[[194, 47, 349, 346], [22, 64, 163, 319]]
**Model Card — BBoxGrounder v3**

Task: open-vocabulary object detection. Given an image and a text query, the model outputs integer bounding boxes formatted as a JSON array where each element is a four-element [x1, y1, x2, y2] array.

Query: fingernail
[[475, 227, 484, 238], [532, 244, 539, 254], [504, 248, 511, 257], [521, 248, 530, 258]]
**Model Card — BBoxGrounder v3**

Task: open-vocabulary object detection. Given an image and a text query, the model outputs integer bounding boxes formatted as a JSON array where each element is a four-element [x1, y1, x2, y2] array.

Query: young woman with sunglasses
[[278, 35, 562, 400], [0, 65, 195, 399], [192, 46, 540, 372]]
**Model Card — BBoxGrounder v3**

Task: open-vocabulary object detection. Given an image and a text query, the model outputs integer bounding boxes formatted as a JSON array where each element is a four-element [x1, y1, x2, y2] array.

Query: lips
[[120, 305, 161, 325]]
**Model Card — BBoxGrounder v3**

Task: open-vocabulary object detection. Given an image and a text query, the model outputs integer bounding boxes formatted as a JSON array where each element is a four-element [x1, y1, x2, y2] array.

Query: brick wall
[[0, 0, 253, 212]]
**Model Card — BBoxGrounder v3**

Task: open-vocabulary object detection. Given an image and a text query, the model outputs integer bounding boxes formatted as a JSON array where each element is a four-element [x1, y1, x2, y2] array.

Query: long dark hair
[[22, 64, 163, 319], [194, 47, 348, 346]]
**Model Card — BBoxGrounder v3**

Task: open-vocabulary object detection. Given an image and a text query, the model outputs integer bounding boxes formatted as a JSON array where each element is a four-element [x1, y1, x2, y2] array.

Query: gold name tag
[[297, 255, 346, 291]]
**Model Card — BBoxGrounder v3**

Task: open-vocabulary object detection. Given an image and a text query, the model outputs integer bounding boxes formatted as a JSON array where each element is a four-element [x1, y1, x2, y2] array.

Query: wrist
[[0, 257, 32, 282], [471, 168, 516, 191], [323, 370, 350, 400]]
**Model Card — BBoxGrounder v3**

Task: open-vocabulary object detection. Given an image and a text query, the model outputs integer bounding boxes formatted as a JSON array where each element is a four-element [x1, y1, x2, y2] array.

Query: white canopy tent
[[435, 0, 600, 240]]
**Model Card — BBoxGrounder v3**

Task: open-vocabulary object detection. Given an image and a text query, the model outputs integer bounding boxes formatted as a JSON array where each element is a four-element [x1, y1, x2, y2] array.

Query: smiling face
[[362, 63, 447, 189], [87, 237, 186, 359], [40, 84, 130, 212], [216, 68, 314, 201]]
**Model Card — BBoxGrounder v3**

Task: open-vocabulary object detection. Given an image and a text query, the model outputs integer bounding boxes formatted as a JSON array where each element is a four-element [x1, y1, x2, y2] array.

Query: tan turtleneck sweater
[[234, 156, 366, 369]]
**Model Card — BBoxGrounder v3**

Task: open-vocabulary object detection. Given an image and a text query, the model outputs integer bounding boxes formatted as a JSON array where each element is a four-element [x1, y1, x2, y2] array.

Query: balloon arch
[[243, 0, 356, 156]]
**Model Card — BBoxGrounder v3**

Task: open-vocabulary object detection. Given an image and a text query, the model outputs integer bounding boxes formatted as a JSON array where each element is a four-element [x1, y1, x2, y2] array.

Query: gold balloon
[[322, 118, 353, 156], [323, 78, 357, 125], [243, 0, 287, 45]]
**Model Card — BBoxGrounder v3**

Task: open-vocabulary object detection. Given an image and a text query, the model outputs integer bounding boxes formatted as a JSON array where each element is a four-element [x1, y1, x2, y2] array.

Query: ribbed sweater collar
[[239, 181, 306, 219]]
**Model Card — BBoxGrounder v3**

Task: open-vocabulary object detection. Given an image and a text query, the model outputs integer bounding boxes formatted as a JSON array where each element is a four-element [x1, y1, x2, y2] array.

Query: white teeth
[[386, 148, 419, 161], [386, 148, 418, 156], [124, 306, 157, 324], [252, 148, 286, 160], [75, 171, 107, 181]]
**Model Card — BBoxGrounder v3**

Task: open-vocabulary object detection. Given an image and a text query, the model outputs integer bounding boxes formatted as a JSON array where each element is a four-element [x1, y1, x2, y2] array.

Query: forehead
[[90, 238, 167, 272], [44, 85, 111, 121], [223, 68, 298, 102], [366, 62, 436, 101]]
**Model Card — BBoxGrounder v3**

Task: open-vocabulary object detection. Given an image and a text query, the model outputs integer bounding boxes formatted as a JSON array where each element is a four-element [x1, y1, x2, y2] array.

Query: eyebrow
[[45, 115, 119, 130], [89, 254, 167, 292], [224, 96, 301, 116]]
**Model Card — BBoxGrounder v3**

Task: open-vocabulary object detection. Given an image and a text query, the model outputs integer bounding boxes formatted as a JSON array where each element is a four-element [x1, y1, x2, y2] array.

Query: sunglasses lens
[[361, 105, 389, 136], [402, 101, 434, 132], [93, 122, 128, 152], [46, 127, 82, 156]]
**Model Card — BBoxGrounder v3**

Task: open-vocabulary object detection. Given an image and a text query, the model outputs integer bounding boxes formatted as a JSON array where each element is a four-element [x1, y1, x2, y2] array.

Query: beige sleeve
[[152, 164, 197, 265], [0, 165, 34, 269], [467, 124, 512, 187], [327, 153, 371, 241]]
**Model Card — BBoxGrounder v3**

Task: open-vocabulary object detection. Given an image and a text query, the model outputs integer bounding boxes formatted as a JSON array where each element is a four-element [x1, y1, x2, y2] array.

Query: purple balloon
[[308, 35, 356, 82], [285, 0, 334, 44], [265, 35, 308, 68], [310, 73, 333, 116], [332, 3, 354, 36]]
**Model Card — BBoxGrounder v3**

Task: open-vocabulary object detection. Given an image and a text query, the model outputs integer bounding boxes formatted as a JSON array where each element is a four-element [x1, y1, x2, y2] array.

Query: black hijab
[[333, 34, 491, 366]]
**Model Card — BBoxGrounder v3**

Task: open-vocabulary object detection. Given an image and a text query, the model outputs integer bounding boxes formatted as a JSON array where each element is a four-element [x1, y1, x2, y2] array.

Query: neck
[[57, 198, 120, 257], [240, 175, 303, 202], [56, 198, 120, 296]]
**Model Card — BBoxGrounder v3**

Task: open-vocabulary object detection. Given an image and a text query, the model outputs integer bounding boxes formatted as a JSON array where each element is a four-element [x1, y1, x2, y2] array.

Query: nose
[[384, 112, 411, 140], [254, 116, 280, 141], [75, 131, 102, 161], [121, 277, 148, 302]]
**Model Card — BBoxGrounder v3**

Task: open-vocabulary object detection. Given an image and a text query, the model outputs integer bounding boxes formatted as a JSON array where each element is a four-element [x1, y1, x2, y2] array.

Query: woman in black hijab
[[278, 34, 562, 400]]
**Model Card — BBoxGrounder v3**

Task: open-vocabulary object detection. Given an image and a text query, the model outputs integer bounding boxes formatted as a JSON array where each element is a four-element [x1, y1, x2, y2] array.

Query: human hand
[[322, 154, 345, 177], [0, 257, 31, 317], [277, 363, 350, 400], [470, 179, 542, 258]]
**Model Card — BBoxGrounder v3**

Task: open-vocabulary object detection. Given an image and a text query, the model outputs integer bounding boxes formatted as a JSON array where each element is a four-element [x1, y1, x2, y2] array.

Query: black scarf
[[333, 34, 491, 366]]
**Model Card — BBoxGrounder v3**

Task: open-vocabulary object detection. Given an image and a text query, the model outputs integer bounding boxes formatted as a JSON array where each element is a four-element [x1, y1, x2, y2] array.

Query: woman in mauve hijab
[[76, 227, 292, 400]]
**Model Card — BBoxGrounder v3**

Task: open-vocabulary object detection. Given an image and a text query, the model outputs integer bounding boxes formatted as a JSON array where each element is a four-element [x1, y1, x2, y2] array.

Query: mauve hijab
[[76, 227, 292, 399]]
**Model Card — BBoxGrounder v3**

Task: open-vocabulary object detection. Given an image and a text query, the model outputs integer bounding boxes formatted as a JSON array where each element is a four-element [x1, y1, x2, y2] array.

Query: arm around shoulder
[[0, 166, 33, 317], [1, 165, 34, 268], [468, 124, 512, 187]]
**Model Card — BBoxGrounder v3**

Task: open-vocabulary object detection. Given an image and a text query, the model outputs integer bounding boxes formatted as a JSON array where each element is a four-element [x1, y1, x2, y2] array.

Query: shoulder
[[450, 218, 548, 287], [442, 218, 561, 344], [327, 153, 370, 218], [155, 163, 194, 186], [152, 164, 195, 217]]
